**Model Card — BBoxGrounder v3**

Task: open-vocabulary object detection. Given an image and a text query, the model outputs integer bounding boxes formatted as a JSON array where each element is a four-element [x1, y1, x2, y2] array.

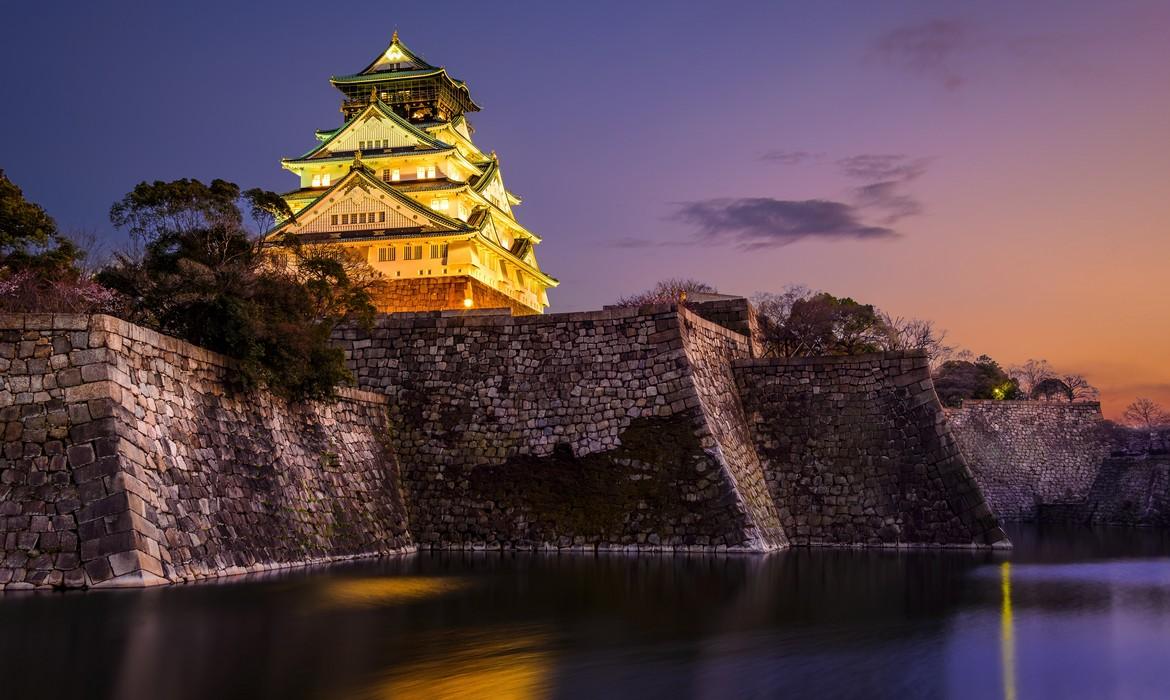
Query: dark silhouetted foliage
[[0, 169, 119, 313], [99, 179, 380, 400], [932, 355, 1022, 407]]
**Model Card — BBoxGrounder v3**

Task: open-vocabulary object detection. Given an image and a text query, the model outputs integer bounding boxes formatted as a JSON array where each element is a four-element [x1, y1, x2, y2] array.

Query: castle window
[[404, 246, 415, 261], [430, 244, 440, 258], [341, 214, 349, 225], [321, 173, 331, 186], [430, 198, 449, 211], [331, 215, 338, 226], [378, 247, 395, 262], [414, 245, 423, 259], [416, 166, 426, 179], [391, 169, 400, 181], [379, 212, 386, 222], [441, 243, 449, 265], [427, 165, 436, 179], [311, 174, 321, 187]]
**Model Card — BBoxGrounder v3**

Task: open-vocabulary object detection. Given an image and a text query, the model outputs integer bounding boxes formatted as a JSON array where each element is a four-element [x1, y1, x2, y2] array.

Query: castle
[[14, 33, 1166, 591], [268, 32, 556, 315]]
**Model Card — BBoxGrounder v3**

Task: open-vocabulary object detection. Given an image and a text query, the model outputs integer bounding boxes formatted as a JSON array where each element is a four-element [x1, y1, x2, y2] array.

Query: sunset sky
[[2, 1, 1168, 416]]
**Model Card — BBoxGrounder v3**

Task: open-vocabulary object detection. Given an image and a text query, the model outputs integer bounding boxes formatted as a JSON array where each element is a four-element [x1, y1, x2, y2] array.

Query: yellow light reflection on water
[[1001, 562, 1017, 700], [321, 577, 466, 608], [366, 632, 551, 700]]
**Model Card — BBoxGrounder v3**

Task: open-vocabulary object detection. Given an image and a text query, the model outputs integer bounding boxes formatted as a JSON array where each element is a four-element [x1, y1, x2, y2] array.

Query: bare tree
[[1123, 398, 1169, 429], [612, 278, 716, 307], [1009, 358, 1056, 397], [879, 314, 952, 361], [1061, 373, 1100, 402]]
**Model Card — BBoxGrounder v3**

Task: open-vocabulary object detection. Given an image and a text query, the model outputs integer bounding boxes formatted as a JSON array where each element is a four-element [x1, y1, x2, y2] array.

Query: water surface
[[3, 525, 1170, 699]]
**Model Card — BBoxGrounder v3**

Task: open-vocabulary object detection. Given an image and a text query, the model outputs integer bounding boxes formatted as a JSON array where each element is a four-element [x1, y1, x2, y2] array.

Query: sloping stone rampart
[[0, 314, 412, 590], [734, 353, 1007, 547]]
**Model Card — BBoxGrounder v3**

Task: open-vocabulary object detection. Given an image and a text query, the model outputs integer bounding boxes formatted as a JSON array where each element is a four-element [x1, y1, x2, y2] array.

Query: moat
[[1, 525, 1168, 700]]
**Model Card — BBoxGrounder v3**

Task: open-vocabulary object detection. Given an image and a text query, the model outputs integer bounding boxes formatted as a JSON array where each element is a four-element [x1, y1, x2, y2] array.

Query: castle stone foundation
[[2, 305, 1012, 589]]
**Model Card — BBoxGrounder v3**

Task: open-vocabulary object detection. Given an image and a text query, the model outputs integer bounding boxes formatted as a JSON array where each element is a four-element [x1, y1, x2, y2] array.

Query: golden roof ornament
[[352, 149, 363, 170], [392, 29, 399, 43]]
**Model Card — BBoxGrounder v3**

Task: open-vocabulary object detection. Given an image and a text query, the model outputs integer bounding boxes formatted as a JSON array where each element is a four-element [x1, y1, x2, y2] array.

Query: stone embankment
[[2, 302, 1011, 589], [736, 353, 1005, 547], [335, 303, 1006, 552], [945, 401, 1109, 520], [947, 400, 1170, 526], [0, 314, 412, 590]]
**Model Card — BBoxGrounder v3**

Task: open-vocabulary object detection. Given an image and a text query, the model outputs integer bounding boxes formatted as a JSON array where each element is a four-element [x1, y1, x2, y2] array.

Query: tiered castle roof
[[268, 32, 555, 314]]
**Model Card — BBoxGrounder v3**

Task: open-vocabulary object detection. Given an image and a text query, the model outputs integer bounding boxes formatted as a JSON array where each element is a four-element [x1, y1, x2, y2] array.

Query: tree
[[1010, 359, 1055, 397], [612, 278, 716, 307], [932, 354, 1022, 408], [0, 170, 118, 313], [1031, 377, 1073, 402], [1122, 398, 1169, 430], [0, 169, 80, 275], [1060, 373, 1099, 402], [753, 287, 888, 357], [879, 314, 951, 360], [98, 178, 376, 400]]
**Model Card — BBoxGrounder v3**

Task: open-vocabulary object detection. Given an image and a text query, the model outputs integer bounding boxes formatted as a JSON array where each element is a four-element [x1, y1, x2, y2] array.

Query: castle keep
[[269, 33, 556, 315]]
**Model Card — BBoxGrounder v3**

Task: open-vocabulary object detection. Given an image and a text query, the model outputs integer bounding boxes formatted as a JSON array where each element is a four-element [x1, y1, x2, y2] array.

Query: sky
[[2, 1, 1168, 417]]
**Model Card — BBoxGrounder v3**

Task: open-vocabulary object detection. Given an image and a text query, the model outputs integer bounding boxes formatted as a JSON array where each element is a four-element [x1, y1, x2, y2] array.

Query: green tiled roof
[[286, 100, 453, 162], [332, 68, 443, 83], [269, 165, 472, 237]]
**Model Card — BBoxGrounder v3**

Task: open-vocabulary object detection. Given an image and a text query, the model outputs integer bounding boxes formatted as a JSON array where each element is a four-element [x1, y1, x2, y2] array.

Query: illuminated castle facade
[[269, 32, 556, 314]]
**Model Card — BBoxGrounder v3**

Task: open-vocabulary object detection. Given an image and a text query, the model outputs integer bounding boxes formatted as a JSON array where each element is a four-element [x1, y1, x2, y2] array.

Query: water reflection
[[319, 576, 467, 609], [359, 627, 550, 700], [1000, 562, 1016, 700], [0, 526, 1168, 699]]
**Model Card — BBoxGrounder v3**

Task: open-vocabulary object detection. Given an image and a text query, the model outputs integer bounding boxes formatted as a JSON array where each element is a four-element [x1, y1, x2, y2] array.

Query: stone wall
[[370, 275, 535, 316], [945, 401, 1109, 520], [1039, 454, 1170, 526], [0, 314, 412, 590], [734, 353, 1007, 547], [337, 305, 787, 551], [676, 312, 786, 548], [2, 305, 1016, 589]]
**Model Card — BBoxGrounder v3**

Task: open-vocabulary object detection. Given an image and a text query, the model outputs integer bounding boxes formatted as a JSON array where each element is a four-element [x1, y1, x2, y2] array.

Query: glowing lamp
[[463, 298, 473, 308]]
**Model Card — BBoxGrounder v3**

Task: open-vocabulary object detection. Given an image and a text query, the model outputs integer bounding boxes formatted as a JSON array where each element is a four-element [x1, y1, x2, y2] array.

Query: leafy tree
[[1031, 377, 1073, 402], [99, 178, 378, 400], [612, 278, 717, 307], [0, 170, 119, 313], [932, 355, 1022, 407], [754, 287, 888, 357], [1122, 398, 1169, 430], [0, 169, 81, 277]]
